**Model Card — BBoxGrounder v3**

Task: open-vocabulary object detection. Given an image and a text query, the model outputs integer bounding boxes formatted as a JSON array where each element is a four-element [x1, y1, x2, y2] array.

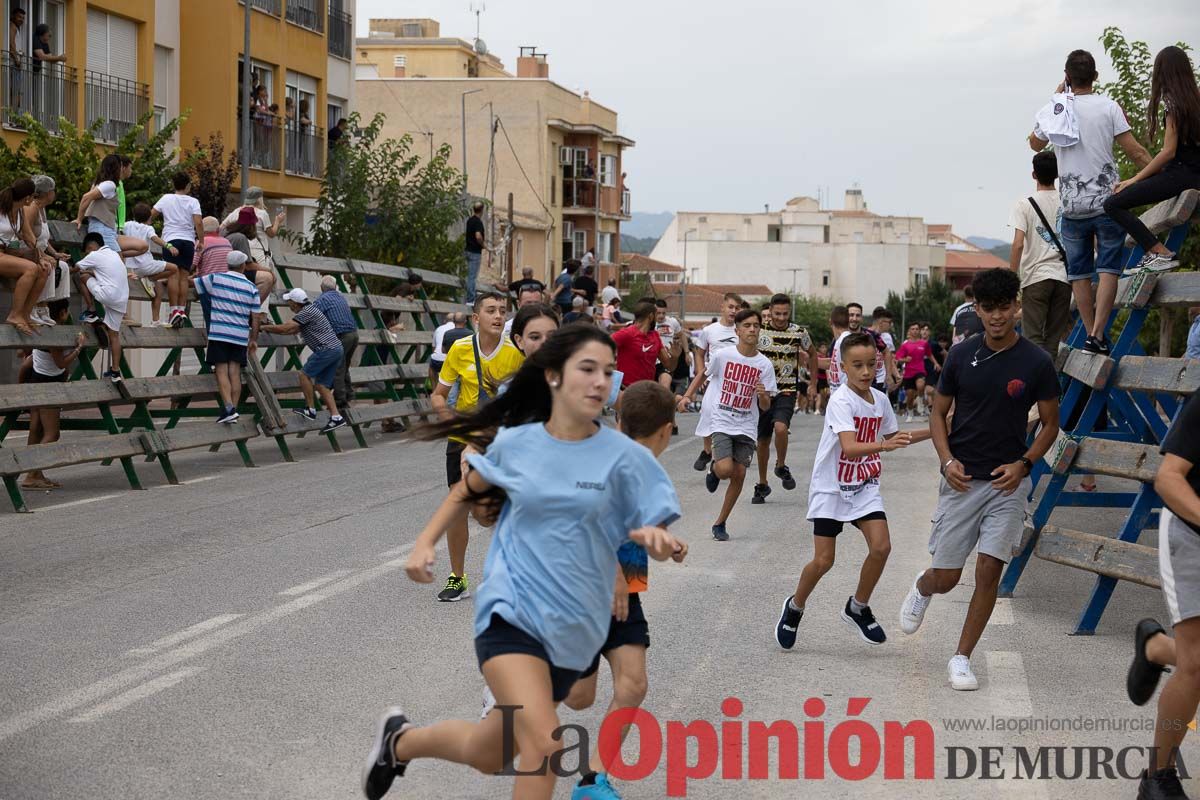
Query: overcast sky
[[356, 1, 1194, 240]]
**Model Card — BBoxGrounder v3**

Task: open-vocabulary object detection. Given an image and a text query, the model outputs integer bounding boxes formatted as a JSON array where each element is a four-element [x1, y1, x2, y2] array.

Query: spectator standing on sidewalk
[[1008, 151, 1072, 357], [464, 202, 486, 304], [314, 274, 359, 411], [261, 288, 347, 434]]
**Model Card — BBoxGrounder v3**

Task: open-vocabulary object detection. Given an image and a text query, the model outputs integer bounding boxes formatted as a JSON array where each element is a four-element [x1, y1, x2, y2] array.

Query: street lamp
[[682, 227, 697, 324], [782, 267, 804, 324]]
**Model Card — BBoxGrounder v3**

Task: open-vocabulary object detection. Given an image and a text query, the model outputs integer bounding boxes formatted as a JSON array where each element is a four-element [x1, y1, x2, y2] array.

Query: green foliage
[[885, 279, 960, 340], [117, 111, 192, 215], [622, 272, 653, 312], [787, 293, 837, 346], [620, 233, 657, 255], [183, 133, 239, 219], [293, 112, 467, 285]]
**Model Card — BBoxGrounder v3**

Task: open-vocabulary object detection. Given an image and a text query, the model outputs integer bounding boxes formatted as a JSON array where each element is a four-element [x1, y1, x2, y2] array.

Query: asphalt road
[[0, 411, 1187, 799]]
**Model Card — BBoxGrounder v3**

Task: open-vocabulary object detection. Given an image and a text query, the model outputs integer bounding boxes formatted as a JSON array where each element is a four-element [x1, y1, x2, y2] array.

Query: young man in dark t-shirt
[[464, 202, 486, 304], [898, 268, 1060, 692], [1124, 390, 1200, 799], [507, 265, 545, 298], [573, 264, 599, 306]]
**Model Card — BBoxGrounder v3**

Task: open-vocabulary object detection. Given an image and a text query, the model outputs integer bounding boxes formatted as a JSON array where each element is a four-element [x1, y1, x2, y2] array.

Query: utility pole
[[682, 227, 697, 326], [460, 88, 483, 206], [240, 0, 251, 203], [506, 192, 514, 285]]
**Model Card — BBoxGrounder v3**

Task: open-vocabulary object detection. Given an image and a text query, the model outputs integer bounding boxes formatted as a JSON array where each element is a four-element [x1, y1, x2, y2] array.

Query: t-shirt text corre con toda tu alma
[[695, 347, 777, 440], [808, 384, 899, 521]]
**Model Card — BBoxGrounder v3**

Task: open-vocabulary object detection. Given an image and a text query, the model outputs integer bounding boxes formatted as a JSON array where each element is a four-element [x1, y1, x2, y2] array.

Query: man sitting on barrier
[[261, 288, 347, 434], [76, 232, 128, 383]]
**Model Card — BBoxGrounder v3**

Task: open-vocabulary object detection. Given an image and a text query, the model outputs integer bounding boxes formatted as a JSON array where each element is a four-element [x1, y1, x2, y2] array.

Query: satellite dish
[[474, 38, 488, 55]]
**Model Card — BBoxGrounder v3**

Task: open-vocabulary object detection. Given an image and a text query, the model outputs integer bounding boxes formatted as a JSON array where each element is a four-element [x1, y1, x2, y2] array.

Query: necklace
[[971, 338, 1017, 367]]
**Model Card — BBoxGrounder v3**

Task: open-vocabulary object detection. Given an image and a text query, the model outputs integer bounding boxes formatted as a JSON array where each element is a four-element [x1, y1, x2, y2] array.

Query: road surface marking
[[984, 650, 1033, 719], [33, 493, 123, 511], [69, 668, 203, 723], [126, 614, 243, 656], [279, 570, 355, 596], [990, 598, 1014, 625]]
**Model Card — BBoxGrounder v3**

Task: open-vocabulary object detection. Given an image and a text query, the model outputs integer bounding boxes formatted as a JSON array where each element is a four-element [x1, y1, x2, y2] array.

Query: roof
[[944, 250, 1007, 272], [830, 210, 879, 218], [650, 282, 773, 317], [928, 224, 952, 234], [623, 253, 682, 274]]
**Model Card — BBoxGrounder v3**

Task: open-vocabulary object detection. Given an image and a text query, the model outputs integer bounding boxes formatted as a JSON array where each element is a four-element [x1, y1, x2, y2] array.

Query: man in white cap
[[260, 288, 347, 433], [194, 250, 260, 423]]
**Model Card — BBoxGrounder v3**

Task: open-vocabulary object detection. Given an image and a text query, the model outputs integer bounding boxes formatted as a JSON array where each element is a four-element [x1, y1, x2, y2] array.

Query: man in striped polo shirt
[[195, 251, 260, 424], [261, 288, 347, 434]]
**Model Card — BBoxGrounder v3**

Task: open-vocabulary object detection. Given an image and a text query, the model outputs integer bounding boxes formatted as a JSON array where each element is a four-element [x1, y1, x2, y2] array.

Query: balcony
[[621, 190, 631, 217], [286, 0, 325, 33], [328, 9, 352, 59], [84, 71, 149, 143], [284, 121, 325, 178], [0, 53, 77, 135], [239, 113, 283, 172], [238, 0, 282, 15]]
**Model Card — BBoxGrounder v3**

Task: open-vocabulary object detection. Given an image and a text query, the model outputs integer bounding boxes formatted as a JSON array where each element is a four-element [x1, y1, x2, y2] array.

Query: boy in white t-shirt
[[151, 172, 204, 328], [122, 202, 180, 325], [820, 304, 852, 391], [678, 307, 777, 541], [76, 233, 130, 383], [691, 293, 743, 472], [775, 332, 930, 648]]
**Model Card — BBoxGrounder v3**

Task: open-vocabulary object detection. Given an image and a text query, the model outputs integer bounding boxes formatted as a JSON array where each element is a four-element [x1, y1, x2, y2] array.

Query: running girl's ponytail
[[95, 153, 121, 185]]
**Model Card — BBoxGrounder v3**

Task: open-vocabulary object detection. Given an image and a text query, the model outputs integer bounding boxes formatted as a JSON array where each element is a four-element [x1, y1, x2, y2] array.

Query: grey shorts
[[1159, 510, 1200, 627], [711, 432, 755, 467], [927, 477, 1031, 569]]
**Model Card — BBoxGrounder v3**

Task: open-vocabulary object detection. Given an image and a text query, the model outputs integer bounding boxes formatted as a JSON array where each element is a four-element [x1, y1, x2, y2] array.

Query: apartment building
[[648, 190, 946, 311], [356, 18, 633, 288]]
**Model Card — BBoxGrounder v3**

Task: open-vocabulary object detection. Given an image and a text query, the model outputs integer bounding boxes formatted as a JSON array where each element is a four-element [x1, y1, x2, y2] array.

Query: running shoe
[[572, 773, 623, 799], [1131, 252, 1180, 274], [361, 707, 412, 800], [292, 407, 318, 421], [139, 276, 157, 298], [103, 369, 122, 384], [1127, 618, 1167, 706], [1081, 335, 1111, 356], [1136, 767, 1189, 800], [79, 310, 100, 324], [216, 407, 239, 424], [149, 319, 168, 327], [774, 464, 797, 490], [774, 595, 803, 650], [693, 449, 712, 471], [948, 655, 978, 691], [899, 572, 931, 634], [711, 523, 729, 542], [481, 684, 496, 720], [437, 573, 470, 602], [841, 598, 886, 645], [170, 309, 186, 329], [751, 483, 770, 504], [321, 415, 347, 433], [705, 463, 719, 494]]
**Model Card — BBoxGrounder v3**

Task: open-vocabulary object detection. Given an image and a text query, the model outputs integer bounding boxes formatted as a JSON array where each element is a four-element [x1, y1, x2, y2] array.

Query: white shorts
[[1159, 510, 1200, 627], [86, 278, 128, 332], [128, 259, 169, 278]]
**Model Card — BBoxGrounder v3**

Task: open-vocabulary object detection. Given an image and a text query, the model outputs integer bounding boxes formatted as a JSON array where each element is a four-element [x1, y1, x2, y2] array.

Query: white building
[[649, 189, 946, 311]]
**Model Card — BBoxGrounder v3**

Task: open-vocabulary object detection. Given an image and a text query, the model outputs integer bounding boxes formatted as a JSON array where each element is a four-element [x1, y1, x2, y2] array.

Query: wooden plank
[[349, 260, 463, 289], [0, 381, 122, 413], [122, 374, 220, 402], [272, 253, 352, 274], [1113, 356, 1200, 395], [1054, 343, 1072, 372], [356, 328, 432, 347], [1062, 350, 1114, 390], [159, 417, 260, 450], [1044, 431, 1079, 475], [47, 220, 84, 244], [426, 300, 469, 315], [346, 399, 432, 425], [364, 295, 425, 314], [257, 332, 305, 348], [1034, 525, 1160, 589], [1116, 272, 1159, 309], [1074, 439, 1162, 483], [1131, 188, 1199, 240], [0, 433, 147, 474], [347, 365, 406, 384], [120, 327, 210, 349], [264, 371, 303, 392], [245, 360, 289, 432], [1148, 273, 1200, 308]]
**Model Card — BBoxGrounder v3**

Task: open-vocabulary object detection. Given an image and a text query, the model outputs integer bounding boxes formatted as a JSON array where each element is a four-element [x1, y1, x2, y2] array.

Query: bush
[[885, 279, 960, 340], [184, 133, 238, 219]]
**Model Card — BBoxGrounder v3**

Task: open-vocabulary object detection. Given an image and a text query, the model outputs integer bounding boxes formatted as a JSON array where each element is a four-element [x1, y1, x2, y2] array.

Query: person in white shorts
[[897, 269, 1059, 691], [76, 232, 130, 383], [122, 202, 179, 317], [1123, 390, 1200, 800]]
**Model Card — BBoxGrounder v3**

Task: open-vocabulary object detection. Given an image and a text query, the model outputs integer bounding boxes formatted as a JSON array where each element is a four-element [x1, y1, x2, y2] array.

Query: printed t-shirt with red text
[[807, 383, 899, 521], [827, 330, 851, 390], [695, 347, 777, 439], [612, 324, 662, 387]]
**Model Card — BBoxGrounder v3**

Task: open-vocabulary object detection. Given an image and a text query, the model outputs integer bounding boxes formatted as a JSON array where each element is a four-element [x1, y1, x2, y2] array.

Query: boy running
[[692, 293, 742, 472], [898, 269, 1060, 690], [678, 308, 777, 541], [775, 332, 930, 649]]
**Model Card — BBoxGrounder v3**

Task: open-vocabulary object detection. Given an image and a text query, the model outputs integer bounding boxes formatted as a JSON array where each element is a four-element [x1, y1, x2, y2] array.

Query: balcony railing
[[286, 0, 324, 32], [284, 121, 325, 177], [238, 0, 282, 15], [328, 9, 352, 59], [84, 71, 149, 143], [1, 53, 77, 134], [239, 113, 283, 172], [621, 190, 631, 217]]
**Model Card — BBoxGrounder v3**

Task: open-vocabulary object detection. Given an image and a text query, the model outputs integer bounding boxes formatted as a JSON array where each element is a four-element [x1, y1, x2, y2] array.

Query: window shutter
[[108, 14, 137, 81], [86, 8, 108, 73]]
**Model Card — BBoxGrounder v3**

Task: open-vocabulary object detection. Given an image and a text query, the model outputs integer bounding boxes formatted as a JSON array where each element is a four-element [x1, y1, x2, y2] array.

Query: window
[[597, 232, 613, 263], [573, 147, 588, 177], [285, 69, 317, 117], [11, 0, 64, 62], [821, 271, 831, 287], [85, 9, 144, 142], [823, 225, 830, 243], [86, 9, 137, 81], [852, 232, 864, 244], [402, 22, 421, 37], [327, 96, 346, 127], [698, 216, 707, 223], [550, 177, 556, 206], [914, 272, 929, 289], [599, 154, 616, 187], [573, 230, 587, 259], [393, 54, 406, 77], [767, 225, 781, 243], [153, 104, 166, 132]]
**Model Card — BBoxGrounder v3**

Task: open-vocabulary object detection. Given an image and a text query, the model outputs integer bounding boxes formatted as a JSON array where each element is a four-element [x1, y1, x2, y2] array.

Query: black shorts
[[205, 340, 247, 367], [165, 239, 195, 273], [901, 376, 925, 391], [29, 369, 67, 384], [580, 593, 650, 679], [811, 511, 887, 538], [757, 392, 796, 440], [475, 613, 581, 703], [446, 440, 466, 486], [430, 359, 444, 375], [654, 363, 670, 380], [798, 381, 810, 396], [816, 378, 829, 392]]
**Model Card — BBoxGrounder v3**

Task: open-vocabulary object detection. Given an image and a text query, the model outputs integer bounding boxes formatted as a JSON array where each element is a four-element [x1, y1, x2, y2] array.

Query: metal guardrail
[[238, 0, 282, 15], [0, 53, 76, 134], [286, 0, 325, 32], [328, 9, 352, 59], [83, 70, 149, 143], [285, 122, 325, 177]]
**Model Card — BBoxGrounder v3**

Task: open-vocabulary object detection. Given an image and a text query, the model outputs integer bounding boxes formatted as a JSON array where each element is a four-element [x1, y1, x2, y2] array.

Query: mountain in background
[[967, 236, 1007, 251], [621, 234, 658, 256], [987, 244, 1010, 263], [623, 211, 674, 239]]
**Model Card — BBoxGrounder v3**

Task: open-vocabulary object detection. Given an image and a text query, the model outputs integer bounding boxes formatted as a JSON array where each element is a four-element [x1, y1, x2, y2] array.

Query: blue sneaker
[[705, 464, 720, 493], [573, 773, 622, 799], [712, 523, 729, 542], [775, 595, 803, 649]]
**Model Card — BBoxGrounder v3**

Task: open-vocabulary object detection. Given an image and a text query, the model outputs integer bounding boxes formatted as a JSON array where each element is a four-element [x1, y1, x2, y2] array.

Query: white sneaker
[[31, 307, 55, 326], [949, 655, 979, 691], [481, 685, 496, 720], [1130, 251, 1179, 274], [904, 411, 914, 423], [149, 319, 168, 328], [899, 572, 931, 634]]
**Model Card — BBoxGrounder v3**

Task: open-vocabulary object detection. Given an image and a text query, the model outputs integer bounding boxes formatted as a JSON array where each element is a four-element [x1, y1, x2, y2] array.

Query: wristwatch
[[1018, 457, 1033, 475]]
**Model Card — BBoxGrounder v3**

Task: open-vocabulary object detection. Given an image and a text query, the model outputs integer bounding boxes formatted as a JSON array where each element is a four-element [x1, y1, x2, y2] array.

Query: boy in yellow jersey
[[432, 291, 525, 602]]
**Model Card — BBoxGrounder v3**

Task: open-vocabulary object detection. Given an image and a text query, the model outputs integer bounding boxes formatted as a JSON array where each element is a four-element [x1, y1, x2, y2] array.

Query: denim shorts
[[1060, 214, 1127, 281], [302, 345, 344, 388], [87, 219, 120, 252]]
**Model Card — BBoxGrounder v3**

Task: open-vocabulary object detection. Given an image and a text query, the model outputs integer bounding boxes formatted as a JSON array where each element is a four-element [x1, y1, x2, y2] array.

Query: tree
[[885, 279, 959, 340], [297, 112, 466, 287], [788, 293, 837, 346], [183, 133, 238, 219], [117, 111, 191, 214]]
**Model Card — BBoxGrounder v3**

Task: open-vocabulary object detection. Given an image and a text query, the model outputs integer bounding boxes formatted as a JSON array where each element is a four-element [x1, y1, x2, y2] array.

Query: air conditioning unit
[[559, 146, 572, 166], [562, 221, 574, 241]]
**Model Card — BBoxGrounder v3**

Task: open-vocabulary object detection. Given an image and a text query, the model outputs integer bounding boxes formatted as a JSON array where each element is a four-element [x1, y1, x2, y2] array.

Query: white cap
[[226, 250, 249, 268], [282, 288, 309, 304]]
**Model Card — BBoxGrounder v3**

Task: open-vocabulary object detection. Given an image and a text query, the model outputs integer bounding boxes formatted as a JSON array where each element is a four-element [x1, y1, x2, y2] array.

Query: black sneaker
[[841, 598, 887, 645], [103, 369, 122, 384], [693, 449, 712, 471], [1100, 336, 1113, 355], [672, 425, 679, 436], [1081, 336, 1105, 355], [774, 464, 797, 490], [293, 407, 318, 421], [775, 596, 803, 649], [321, 415, 347, 433], [1127, 618, 1167, 706], [217, 407, 239, 424], [712, 523, 729, 542], [751, 483, 771, 504], [361, 707, 412, 800], [1137, 767, 1189, 800], [705, 464, 720, 494], [437, 573, 470, 602]]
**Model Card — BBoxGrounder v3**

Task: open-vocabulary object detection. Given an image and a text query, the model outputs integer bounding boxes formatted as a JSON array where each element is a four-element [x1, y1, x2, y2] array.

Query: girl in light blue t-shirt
[[362, 324, 684, 800]]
